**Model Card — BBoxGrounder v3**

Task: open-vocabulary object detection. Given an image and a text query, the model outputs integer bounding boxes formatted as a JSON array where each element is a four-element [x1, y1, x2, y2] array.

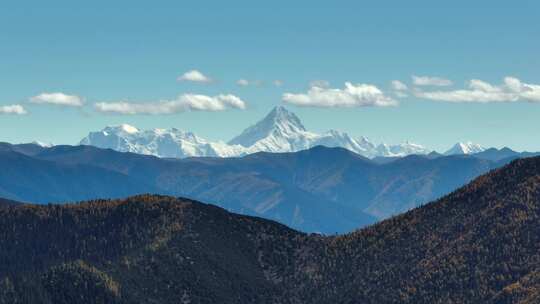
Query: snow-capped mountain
[[80, 124, 245, 158], [375, 141, 431, 157], [80, 106, 431, 159], [228, 106, 428, 157], [30, 141, 54, 148], [312, 131, 376, 157], [444, 142, 485, 155], [229, 106, 320, 153]]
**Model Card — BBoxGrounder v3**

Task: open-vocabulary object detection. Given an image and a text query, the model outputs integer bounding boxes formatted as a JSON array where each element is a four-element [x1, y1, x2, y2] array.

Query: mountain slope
[[0, 143, 508, 233], [0, 141, 47, 156], [34, 144, 379, 233], [229, 106, 386, 156], [362, 154, 498, 218], [229, 105, 313, 149], [306, 156, 540, 303], [80, 124, 245, 158], [472, 147, 540, 162], [445, 141, 485, 155], [0, 198, 21, 207], [2, 156, 540, 303], [34, 144, 497, 224], [0, 149, 160, 203], [0, 195, 308, 304]]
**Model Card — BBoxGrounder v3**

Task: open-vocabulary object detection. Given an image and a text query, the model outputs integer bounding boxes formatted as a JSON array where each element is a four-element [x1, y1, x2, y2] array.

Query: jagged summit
[[228, 106, 307, 147], [80, 125, 245, 158], [444, 142, 485, 155], [80, 106, 430, 159]]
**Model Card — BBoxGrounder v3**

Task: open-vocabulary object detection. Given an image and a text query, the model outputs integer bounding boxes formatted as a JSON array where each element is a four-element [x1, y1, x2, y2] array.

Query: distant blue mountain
[[0, 197, 21, 207], [0, 144, 160, 203], [471, 147, 540, 162], [0, 142, 531, 233]]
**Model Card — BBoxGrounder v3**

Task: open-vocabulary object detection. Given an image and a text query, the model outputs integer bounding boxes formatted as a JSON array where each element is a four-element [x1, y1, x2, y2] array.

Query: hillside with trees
[[1, 156, 540, 303]]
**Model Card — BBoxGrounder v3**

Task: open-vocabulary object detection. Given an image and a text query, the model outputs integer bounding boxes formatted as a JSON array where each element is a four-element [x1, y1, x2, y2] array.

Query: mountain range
[[444, 141, 486, 155], [79, 106, 462, 159], [2, 156, 540, 303], [1, 141, 536, 233]]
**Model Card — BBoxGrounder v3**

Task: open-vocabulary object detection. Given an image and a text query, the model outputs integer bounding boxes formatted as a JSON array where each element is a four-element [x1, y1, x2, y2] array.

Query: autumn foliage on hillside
[[1, 157, 540, 303]]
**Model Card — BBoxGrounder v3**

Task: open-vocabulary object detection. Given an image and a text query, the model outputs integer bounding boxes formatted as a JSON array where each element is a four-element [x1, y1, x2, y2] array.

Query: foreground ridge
[[2, 157, 540, 303]]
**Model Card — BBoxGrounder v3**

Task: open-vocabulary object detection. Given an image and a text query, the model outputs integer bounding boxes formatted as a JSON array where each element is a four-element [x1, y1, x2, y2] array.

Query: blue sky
[[1, 0, 539, 152]]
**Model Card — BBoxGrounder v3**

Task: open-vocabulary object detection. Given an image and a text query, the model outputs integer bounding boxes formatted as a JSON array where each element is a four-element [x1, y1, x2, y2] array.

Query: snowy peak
[[270, 105, 306, 132], [228, 106, 306, 147], [314, 130, 376, 156], [103, 124, 139, 135], [80, 124, 246, 158], [391, 141, 432, 156], [30, 141, 54, 148], [374, 141, 431, 157], [80, 106, 432, 159], [444, 142, 485, 155]]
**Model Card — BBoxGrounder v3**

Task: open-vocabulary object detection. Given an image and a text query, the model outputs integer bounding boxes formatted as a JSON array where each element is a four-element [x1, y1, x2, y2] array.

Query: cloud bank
[[283, 82, 397, 108], [414, 77, 540, 103], [30, 92, 84, 107], [177, 70, 212, 83], [0, 104, 27, 115], [95, 94, 247, 115]]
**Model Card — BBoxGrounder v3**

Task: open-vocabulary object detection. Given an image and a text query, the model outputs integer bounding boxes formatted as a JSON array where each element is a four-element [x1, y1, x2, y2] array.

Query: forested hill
[[2, 156, 540, 303], [0, 198, 22, 207]]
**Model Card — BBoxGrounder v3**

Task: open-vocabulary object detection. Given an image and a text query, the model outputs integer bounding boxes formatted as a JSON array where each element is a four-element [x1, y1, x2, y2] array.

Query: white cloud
[[236, 78, 282, 87], [236, 79, 263, 87], [273, 80, 284, 87], [177, 70, 212, 83], [414, 77, 540, 103], [95, 94, 247, 115], [503, 77, 540, 102], [237, 79, 250, 86], [394, 91, 408, 98], [282, 82, 397, 108], [30, 92, 84, 107], [391, 80, 408, 98], [412, 75, 453, 87], [521, 84, 540, 102], [391, 80, 408, 91], [309, 80, 330, 88], [0, 104, 27, 115]]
